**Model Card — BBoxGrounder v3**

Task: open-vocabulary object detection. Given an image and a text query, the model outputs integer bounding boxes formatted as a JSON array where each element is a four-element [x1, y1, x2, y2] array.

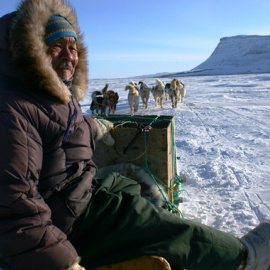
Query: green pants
[[71, 172, 243, 270]]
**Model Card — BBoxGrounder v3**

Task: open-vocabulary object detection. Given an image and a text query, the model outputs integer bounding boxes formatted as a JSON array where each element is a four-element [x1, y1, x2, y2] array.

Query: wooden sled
[[89, 255, 171, 270]]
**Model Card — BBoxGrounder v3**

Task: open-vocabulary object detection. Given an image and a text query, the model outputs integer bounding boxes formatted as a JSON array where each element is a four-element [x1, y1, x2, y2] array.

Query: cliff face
[[192, 35, 270, 75]]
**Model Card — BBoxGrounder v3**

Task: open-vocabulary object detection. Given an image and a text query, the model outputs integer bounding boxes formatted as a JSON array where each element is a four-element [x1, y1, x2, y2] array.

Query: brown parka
[[0, 0, 98, 269]]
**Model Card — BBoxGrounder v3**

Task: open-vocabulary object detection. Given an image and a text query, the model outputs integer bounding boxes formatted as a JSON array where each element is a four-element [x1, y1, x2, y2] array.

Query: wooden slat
[[93, 115, 175, 190]]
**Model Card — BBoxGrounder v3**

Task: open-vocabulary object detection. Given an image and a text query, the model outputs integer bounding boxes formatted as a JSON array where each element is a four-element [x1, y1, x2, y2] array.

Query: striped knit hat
[[45, 15, 77, 44]]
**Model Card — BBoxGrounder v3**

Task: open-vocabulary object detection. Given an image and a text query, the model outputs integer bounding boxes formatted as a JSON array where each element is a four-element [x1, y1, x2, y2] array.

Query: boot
[[239, 220, 270, 270]]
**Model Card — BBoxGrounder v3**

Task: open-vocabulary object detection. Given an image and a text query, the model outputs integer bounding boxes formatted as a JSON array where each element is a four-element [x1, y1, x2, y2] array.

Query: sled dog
[[125, 83, 140, 115], [165, 83, 171, 101], [169, 78, 186, 108], [90, 90, 106, 115], [138, 81, 151, 109], [151, 78, 165, 108], [102, 83, 119, 115]]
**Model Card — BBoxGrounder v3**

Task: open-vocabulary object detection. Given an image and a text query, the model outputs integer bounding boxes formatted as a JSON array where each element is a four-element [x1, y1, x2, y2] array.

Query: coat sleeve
[[0, 111, 78, 270], [84, 115, 98, 140]]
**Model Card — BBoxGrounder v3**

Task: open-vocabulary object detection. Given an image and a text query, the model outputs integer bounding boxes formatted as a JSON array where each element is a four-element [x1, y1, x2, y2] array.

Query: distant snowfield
[[80, 73, 270, 238]]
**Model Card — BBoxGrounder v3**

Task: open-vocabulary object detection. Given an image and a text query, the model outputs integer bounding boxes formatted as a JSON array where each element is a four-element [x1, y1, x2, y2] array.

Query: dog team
[[90, 78, 186, 115]]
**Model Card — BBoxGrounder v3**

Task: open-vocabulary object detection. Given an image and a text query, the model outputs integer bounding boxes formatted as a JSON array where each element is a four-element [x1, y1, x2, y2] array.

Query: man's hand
[[68, 258, 86, 270], [93, 118, 115, 146], [72, 263, 86, 270]]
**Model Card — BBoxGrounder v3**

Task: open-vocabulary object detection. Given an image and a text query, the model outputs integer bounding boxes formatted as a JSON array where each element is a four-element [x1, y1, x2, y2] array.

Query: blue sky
[[2, 0, 270, 79]]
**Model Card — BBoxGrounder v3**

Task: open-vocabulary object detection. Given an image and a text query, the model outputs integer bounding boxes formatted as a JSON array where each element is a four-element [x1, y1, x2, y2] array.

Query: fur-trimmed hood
[[2, 0, 88, 103]]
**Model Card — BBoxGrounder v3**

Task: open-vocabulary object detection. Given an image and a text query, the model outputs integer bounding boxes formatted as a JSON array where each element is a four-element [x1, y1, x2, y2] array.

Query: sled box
[[93, 115, 176, 189]]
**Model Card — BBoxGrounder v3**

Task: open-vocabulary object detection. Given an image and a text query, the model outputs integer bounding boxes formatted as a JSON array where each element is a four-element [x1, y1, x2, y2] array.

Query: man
[[0, 0, 269, 270]]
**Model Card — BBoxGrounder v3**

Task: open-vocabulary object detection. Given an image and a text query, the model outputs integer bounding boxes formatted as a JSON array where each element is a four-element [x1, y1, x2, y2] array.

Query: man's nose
[[60, 46, 73, 61]]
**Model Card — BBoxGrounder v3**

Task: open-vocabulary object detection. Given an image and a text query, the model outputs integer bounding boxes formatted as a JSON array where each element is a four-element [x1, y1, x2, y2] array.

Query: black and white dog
[[91, 84, 119, 115], [90, 90, 106, 115]]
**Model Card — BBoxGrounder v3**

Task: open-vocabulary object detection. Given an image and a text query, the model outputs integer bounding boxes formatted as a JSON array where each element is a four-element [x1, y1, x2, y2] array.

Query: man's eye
[[49, 43, 61, 49]]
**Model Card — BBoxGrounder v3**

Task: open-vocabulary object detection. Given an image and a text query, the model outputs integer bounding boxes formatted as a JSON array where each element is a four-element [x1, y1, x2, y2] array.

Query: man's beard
[[56, 61, 73, 72], [56, 62, 74, 90], [62, 77, 73, 90]]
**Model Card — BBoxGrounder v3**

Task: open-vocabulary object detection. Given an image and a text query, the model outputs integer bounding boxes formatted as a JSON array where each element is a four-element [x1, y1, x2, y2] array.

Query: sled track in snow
[[184, 101, 215, 143], [229, 166, 250, 187], [244, 191, 270, 223]]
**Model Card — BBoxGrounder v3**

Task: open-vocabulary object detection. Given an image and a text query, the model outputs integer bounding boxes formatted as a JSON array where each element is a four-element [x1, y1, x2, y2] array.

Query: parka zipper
[[63, 97, 78, 141]]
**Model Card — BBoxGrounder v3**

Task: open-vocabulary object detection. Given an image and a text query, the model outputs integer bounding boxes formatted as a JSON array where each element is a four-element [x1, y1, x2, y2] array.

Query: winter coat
[[0, 0, 98, 269]]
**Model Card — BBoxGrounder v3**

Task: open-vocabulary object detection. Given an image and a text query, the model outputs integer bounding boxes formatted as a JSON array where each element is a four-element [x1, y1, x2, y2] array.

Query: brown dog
[[102, 83, 119, 115], [169, 78, 186, 108]]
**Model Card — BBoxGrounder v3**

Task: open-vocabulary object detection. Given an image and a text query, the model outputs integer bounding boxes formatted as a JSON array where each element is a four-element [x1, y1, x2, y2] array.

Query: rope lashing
[[93, 115, 188, 217], [141, 125, 183, 217]]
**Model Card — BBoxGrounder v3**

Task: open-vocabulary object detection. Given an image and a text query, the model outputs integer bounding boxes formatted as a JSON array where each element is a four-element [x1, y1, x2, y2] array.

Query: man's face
[[47, 36, 78, 80]]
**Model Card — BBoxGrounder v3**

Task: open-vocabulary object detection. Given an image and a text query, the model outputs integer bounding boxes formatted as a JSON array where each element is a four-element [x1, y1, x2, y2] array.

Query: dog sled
[[93, 114, 186, 216], [90, 115, 184, 270]]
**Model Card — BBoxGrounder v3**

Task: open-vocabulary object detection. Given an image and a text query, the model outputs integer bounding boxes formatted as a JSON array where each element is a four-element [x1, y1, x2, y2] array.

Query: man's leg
[[71, 172, 243, 270]]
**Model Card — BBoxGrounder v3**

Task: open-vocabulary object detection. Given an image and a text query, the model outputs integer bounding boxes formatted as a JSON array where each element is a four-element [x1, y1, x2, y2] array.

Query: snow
[[1, 34, 270, 269], [80, 73, 270, 238]]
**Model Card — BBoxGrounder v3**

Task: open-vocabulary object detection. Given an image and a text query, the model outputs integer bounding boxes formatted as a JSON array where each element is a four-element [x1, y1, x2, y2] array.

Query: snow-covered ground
[[80, 73, 270, 238]]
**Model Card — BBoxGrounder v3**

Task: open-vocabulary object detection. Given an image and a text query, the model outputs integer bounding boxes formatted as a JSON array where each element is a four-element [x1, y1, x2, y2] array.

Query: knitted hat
[[45, 15, 77, 44]]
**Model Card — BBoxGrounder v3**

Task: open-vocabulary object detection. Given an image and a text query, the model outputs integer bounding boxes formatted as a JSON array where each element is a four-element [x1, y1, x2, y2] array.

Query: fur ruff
[[9, 0, 88, 104], [96, 163, 168, 207]]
